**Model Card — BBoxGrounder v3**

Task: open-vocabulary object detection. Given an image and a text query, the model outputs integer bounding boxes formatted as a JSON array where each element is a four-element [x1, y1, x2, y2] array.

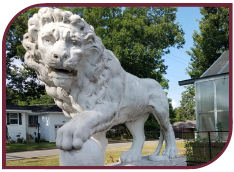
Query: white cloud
[[172, 99, 179, 109]]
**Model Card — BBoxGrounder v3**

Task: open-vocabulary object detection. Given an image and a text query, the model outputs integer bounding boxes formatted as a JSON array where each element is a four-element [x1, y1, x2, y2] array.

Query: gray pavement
[[6, 140, 159, 161]]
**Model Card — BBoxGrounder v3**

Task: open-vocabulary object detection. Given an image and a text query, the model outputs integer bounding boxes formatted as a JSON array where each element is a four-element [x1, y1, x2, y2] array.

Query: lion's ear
[[69, 15, 81, 26], [90, 25, 95, 32], [52, 9, 65, 23], [28, 17, 39, 42]]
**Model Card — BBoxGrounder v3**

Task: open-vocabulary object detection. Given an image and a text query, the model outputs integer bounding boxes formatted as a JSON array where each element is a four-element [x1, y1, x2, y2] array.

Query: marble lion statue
[[23, 8, 179, 163]]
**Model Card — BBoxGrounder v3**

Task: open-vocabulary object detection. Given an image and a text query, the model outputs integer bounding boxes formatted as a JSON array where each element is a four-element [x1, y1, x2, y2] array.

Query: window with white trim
[[10, 113, 19, 124], [7, 113, 22, 125]]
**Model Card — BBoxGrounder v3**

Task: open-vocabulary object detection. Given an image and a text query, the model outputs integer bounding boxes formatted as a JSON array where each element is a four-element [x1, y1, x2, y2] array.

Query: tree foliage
[[176, 85, 195, 121], [6, 7, 185, 105], [168, 98, 176, 123], [6, 7, 46, 105], [186, 7, 229, 78], [18, 92, 55, 106]]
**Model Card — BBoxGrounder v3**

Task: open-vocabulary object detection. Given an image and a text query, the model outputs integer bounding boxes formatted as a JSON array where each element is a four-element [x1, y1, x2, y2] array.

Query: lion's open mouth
[[48, 67, 77, 79]]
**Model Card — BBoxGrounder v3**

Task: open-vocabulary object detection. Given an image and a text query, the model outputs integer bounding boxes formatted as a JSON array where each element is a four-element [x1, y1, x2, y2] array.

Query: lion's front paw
[[56, 122, 86, 151], [120, 149, 142, 163]]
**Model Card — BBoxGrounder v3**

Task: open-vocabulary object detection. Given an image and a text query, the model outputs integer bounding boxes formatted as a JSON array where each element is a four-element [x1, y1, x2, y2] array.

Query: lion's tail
[[158, 128, 164, 152], [153, 127, 164, 156]]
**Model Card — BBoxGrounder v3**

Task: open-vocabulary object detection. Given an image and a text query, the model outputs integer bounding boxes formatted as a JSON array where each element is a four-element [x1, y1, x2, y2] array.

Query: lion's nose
[[53, 54, 59, 59], [52, 52, 68, 60]]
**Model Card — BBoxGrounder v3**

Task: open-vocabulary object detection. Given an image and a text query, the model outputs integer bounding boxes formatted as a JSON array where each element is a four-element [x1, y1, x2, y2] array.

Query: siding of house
[[173, 128, 195, 139], [6, 112, 27, 141], [6, 110, 70, 142], [40, 113, 70, 142], [40, 113, 51, 142]]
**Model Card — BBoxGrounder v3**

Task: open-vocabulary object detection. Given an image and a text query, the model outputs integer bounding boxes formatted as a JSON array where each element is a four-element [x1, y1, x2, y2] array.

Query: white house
[[6, 105, 70, 142], [179, 50, 229, 141]]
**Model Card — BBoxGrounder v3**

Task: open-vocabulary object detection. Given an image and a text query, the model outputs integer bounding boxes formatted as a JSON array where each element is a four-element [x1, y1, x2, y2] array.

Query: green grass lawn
[[6, 139, 133, 152], [6, 142, 56, 152], [6, 141, 186, 166]]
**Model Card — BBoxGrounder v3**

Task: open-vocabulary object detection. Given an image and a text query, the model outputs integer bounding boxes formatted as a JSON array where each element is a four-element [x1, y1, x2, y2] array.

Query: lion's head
[[23, 8, 104, 90], [23, 8, 122, 118]]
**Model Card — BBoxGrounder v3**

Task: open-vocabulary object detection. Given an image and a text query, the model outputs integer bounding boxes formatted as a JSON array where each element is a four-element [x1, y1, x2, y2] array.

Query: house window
[[7, 113, 22, 125], [29, 115, 38, 127], [10, 114, 19, 124]]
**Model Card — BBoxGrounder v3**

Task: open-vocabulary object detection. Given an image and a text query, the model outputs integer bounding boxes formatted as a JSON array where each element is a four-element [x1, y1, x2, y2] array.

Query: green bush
[[10, 140, 16, 144], [184, 122, 226, 166], [40, 138, 46, 142], [34, 138, 47, 142], [17, 137, 24, 143]]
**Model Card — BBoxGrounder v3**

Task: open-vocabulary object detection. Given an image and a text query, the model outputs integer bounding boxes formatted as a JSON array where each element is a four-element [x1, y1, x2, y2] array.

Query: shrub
[[10, 140, 16, 144], [40, 138, 46, 142], [184, 122, 226, 166], [17, 137, 24, 143]]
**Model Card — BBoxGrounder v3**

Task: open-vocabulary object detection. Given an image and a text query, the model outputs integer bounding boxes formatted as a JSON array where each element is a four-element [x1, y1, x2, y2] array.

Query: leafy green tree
[[174, 107, 180, 121], [6, 7, 46, 105], [176, 85, 195, 121], [168, 98, 177, 123], [186, 7, 229, 78], [18, 91, 55, 106]]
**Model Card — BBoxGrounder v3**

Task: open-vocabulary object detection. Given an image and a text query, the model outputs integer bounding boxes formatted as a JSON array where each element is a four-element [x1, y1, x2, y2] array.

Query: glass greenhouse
[[179, 50, 229, 141]]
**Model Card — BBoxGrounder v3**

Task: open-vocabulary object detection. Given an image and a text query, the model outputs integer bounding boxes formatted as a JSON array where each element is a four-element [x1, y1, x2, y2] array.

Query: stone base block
[[60, 139, 105, 166], [106, 155, 187, 166]]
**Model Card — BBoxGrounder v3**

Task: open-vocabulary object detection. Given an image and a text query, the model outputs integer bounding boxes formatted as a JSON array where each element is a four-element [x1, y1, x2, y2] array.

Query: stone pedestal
[[106, 155, 187, 166], [60, 139, 105, 166]]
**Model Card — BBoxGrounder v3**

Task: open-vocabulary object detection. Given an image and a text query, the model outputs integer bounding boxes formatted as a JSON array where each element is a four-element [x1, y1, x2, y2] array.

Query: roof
[[6, 105, 62, 113], [201, 50, 229, 77], [172, 120, 196, 129], [178, 72, 229, 86], [178, 50, 229, 86]]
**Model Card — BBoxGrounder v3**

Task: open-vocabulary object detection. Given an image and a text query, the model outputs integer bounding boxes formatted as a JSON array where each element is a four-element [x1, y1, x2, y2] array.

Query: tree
[[168, 98, 177, 123], [176, 85, 195, 121], [6, 7, 47, 105], [186, 7, 229, 78], [18, 91, 55, 106]]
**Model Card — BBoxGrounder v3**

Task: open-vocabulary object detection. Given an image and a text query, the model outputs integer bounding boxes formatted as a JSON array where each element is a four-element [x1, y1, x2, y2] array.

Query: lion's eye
[[72, 40, 81, 47], [43, 39, 51, 45], [42, 36, 55, 46]]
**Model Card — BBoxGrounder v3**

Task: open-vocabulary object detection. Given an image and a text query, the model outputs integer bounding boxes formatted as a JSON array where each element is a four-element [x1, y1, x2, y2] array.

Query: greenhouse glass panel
[[217, 111, 229, 140], [196, 81, 214, 114], [216, 77, 229, 140], [216, 77, 229, 111], [196, 80, 215, 138]]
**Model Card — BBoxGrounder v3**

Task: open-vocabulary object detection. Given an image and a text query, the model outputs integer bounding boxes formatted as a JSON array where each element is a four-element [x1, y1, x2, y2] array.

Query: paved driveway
[[6, 140, 159, 161]]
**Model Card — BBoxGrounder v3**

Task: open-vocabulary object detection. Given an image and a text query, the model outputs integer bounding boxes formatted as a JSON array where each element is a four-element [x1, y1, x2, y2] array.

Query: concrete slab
[[106, 155, 187, 166]]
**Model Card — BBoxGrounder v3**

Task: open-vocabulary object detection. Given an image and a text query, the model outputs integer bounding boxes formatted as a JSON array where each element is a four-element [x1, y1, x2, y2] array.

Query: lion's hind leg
[[148, 93, 179, 161], [120, 113, 149, 163]]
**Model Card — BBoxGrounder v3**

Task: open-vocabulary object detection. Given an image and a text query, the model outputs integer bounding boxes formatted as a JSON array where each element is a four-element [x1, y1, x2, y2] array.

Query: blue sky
[[162, 7, 203, 108], [12, 7, 203, 109]]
